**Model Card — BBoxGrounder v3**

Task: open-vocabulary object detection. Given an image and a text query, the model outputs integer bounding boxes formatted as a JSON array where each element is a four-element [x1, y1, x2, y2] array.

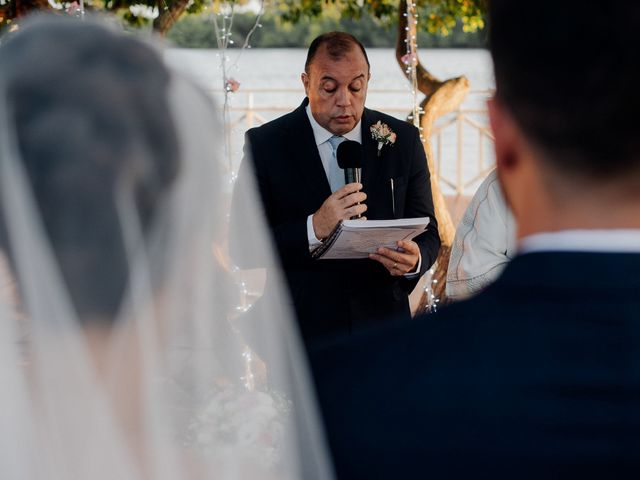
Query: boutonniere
[[370, 121, 397, 157]]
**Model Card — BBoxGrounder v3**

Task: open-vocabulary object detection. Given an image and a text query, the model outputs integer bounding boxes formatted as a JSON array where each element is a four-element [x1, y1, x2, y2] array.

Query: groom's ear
[[301, 72, 310, 97]]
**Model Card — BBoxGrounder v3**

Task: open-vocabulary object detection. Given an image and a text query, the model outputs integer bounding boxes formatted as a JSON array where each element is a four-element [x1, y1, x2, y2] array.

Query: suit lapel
[[285, 99, 332, 205], [360, 109, 401, 219], [284, 105, 390, 212], [360, 109, 383, 189]]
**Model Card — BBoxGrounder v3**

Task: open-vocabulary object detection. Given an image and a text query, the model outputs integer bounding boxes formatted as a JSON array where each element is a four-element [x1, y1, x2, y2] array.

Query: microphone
[[337, 140, 363, 185], [337, 140, 363, 219]]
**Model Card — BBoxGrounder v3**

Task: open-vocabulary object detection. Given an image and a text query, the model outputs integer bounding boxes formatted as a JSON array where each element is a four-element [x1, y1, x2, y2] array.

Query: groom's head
[[302, 32, 371, 135], [488, 0, 640, 237]]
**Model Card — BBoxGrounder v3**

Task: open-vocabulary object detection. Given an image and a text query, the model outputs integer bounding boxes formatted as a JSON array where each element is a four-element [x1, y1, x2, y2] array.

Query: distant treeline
[[167, 12, 488, 49]]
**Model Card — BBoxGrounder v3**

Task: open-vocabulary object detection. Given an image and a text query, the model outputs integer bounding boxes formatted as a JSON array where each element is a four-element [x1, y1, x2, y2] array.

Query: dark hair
[[0, 16, 179, 325], [489, 1, 640, 179], [304, 31, 370, 73]]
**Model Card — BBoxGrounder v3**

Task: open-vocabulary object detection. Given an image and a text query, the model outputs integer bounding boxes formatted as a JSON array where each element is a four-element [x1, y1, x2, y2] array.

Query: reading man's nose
[[336, 88, 350, 106]]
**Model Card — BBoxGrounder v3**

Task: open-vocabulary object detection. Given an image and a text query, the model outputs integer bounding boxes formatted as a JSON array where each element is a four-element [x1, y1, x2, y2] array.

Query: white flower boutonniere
[[370, 121, 397, 157]]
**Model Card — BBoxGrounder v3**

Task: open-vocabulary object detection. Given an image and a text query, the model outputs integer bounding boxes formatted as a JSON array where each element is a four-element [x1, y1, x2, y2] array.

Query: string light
[[404, 0, 421, 134], [403, 2, 441, 312], [213, 0, 265, 172], [213, 1, 267, 385]]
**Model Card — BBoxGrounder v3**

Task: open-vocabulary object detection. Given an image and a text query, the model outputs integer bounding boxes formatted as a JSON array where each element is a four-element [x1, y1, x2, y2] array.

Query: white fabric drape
[[0, 16, 332, 480]]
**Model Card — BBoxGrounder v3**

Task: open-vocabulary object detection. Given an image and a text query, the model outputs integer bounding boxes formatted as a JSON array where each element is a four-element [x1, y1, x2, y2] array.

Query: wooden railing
[[210, 88, 495, 196]]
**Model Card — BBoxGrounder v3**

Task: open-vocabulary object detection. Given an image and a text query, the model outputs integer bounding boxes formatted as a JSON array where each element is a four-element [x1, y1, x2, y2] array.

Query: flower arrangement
[[370, 121, 397, 156], [225, 77, 241, 93], [65, 1, 82, 17], [183, 379, 290, 469]]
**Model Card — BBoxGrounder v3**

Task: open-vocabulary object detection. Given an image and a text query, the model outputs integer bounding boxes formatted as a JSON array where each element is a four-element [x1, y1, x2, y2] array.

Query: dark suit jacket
[[234, 99, 440, 350], [312, 251, 640, 479]]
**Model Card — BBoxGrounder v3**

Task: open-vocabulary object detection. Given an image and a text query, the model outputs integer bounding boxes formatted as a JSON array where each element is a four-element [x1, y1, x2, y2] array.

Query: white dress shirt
[[446, 169, 517, 300], [305, 105, 361, 248]]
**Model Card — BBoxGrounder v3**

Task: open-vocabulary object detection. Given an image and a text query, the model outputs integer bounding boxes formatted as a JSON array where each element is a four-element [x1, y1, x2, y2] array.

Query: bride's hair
[[0, 16, 178, 324]]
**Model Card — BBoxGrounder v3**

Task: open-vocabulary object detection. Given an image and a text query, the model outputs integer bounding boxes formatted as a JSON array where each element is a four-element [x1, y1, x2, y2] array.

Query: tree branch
[[153, 0, 190, 35]]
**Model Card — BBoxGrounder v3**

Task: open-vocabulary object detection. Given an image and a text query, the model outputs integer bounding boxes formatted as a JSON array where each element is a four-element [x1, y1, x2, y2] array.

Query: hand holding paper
[[369, 240, 420, 276], [311, 217, 429, 260]]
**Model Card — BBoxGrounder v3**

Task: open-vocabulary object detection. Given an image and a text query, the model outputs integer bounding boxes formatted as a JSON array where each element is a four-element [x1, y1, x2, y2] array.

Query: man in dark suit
[[234, 32, 440, 352], [313, 1, 640, 478]]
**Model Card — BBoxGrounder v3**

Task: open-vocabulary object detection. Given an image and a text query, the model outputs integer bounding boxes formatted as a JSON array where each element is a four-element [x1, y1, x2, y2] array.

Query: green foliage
[[167, 10, 486, 48], [0, 0, 211, 31], [166, 12, 218, 46], [272, 0, 486, 36], [422, 0, 485, 35], [1, 0, 486, 38]]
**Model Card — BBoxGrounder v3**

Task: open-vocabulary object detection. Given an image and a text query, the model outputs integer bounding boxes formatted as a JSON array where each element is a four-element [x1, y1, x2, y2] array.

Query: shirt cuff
[[404, 252, 422, 278], [307, 214, 322, 251]]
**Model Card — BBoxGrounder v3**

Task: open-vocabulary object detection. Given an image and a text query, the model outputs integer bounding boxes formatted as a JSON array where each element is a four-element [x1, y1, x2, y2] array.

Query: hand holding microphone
[[312, 140, 367, 240]]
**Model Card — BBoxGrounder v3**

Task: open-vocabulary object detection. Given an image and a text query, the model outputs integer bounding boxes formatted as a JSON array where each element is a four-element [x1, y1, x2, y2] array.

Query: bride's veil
[[0, 16, 332, 479]]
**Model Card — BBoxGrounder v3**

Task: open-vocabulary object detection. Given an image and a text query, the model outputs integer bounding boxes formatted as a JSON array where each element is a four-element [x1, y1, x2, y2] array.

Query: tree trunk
[[152, 0, 190, 35], [396, 0, 469, 311]]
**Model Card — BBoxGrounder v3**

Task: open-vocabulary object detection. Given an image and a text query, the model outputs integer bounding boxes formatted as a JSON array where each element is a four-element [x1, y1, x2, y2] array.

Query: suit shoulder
[[247, 106, 303, 141], [365, 109, 419, 137]]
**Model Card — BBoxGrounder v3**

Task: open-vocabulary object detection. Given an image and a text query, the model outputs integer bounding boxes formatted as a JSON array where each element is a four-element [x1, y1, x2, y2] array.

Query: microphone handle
[[346, 168, 362, 219], [343, 168, 362, 185]]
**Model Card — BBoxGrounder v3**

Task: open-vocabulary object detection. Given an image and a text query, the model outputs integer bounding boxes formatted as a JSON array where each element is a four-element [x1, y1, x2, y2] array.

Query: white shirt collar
[[519, 229, 640, 254], [305, 104, 362, 145]]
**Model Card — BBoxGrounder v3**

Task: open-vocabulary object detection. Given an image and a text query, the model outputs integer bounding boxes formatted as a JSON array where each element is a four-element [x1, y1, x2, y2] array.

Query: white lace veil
[[0, 15, 332, 479]]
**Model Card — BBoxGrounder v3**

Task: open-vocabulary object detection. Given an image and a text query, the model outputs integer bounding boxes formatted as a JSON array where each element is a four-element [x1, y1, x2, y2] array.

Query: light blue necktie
[[327, 135, 345, 192]]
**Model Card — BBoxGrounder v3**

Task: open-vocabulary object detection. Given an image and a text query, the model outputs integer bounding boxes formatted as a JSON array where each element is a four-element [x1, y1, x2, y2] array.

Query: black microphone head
[[336, 140, 362, 169]]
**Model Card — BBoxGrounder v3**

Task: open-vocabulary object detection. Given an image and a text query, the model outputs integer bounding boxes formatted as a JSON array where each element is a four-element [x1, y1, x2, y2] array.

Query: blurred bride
[[0, 15, 331, 479]]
